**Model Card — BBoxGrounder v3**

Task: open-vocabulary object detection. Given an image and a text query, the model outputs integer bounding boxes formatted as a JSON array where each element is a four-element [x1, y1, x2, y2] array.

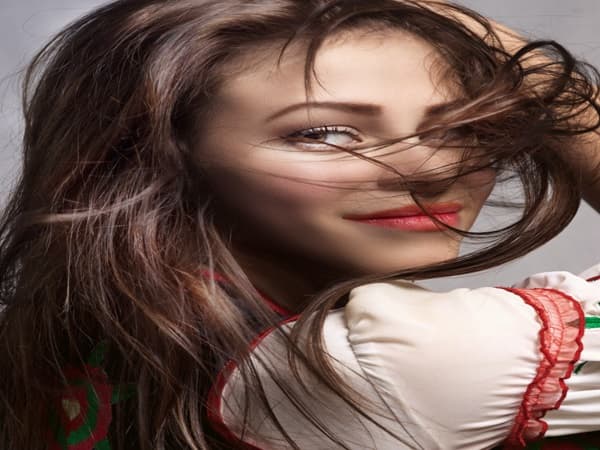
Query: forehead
[[215, 28, 456, 108]]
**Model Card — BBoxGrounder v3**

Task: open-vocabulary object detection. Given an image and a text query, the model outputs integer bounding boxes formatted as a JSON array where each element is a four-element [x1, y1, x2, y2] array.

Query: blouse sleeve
[[208, 264, 600, 450]]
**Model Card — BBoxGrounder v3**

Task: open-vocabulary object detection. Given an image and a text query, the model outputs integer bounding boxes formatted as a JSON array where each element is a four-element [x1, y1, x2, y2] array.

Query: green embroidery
[[48, 341, 136, 450], [575, 317, 600, 377], [111, 384, 136, 404], [66, 382, 101, 446], [585, 317, 600, 329], [574, 362, 588, 374], [87, 341, 108, 366], [95, 439, 112, 450], [49, 412, 69, 449]]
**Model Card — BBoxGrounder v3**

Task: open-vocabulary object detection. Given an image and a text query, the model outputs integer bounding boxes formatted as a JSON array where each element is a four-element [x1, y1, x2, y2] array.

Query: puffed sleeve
[[207, 265, 600, 450]]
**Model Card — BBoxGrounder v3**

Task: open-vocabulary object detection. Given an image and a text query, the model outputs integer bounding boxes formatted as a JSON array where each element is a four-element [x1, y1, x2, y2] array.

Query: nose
[[375, 144, 468, 197]]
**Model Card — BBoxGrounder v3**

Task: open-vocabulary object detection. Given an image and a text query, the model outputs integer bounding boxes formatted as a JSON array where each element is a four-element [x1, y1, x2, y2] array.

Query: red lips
[[344, 201, 463, 220]]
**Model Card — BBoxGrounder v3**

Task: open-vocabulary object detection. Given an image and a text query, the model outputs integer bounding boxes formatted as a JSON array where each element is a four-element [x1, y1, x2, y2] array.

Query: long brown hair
[[1, 0, 599, 448]]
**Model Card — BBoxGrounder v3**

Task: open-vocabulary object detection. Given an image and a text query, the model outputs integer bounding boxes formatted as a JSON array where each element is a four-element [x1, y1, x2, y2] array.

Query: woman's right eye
[[284, 125, 363, 150]]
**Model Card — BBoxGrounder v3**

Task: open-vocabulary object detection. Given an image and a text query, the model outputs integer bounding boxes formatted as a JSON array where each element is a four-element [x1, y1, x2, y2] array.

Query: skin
[[191, 29, 497, 312]]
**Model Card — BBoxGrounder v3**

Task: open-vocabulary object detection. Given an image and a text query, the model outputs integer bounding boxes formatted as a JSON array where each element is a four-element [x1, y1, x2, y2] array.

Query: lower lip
[[349, 213, 460, 231]]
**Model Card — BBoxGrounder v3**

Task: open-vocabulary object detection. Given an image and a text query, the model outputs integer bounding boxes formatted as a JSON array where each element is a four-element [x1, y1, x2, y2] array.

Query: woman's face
[[191, 29, 496, 282]]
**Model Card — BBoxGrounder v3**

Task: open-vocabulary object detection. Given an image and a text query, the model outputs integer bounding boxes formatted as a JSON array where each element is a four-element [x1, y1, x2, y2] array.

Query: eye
[[284, 125, 362, 149]]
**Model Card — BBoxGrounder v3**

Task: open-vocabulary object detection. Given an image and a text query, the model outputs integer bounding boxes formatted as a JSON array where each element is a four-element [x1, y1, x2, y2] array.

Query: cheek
[[467, 168, 497, 201], [449, 160, 496, 192], [457, 168, 497, 227], [207, 152, 386, 209], [202, 161, 347, 228], [203, 162, 356, 255]]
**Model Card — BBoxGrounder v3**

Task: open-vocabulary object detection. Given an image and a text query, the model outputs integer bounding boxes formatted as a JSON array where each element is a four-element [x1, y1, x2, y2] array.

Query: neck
[[230, 246, 344, 314]]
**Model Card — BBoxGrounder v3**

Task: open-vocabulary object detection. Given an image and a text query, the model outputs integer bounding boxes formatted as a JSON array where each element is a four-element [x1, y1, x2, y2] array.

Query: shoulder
[[208, 264, 600, 449]]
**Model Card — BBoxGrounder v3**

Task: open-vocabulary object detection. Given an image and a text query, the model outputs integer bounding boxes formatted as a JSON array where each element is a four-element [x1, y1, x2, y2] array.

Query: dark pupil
[[304, 131, 325, 140]]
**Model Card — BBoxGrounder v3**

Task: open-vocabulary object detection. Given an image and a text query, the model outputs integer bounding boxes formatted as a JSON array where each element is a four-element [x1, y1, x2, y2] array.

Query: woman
[[0, 0, 599, 448]]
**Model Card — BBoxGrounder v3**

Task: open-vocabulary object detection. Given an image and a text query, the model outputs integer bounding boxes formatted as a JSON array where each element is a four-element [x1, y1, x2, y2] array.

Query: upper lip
[[344, 201, 463, 220]]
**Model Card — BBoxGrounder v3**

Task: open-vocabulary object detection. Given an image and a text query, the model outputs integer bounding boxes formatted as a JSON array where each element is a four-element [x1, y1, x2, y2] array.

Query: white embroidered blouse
[[208, 264, 600, 449]]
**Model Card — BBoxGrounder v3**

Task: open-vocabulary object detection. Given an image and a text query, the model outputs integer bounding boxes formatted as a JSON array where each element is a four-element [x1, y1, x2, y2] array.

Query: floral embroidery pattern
[[47, 341, 135, 450]]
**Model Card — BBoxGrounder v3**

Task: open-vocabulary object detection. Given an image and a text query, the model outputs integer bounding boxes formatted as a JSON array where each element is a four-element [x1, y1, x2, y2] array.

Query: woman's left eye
[[284, 125, 362, 149]]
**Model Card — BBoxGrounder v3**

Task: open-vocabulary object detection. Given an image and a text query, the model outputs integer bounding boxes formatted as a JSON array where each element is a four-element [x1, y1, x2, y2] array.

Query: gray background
[[1, 1, 598, 290]]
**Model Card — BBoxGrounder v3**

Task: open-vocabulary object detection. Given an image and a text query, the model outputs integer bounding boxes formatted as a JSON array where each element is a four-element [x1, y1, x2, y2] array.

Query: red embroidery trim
[[197, 269, 292, 316], [499, 288, 585, 449], [199, 267, 295, 449], [206, 314, 300, 449]]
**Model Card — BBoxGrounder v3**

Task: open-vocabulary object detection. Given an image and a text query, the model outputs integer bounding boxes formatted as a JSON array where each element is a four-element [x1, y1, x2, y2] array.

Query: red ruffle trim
[[499, 287, 585, 449]]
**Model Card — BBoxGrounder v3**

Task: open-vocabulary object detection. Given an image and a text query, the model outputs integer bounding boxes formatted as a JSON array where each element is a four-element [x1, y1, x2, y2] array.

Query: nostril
[[377, 175, 458, 196], [413, 179, 458, 198]]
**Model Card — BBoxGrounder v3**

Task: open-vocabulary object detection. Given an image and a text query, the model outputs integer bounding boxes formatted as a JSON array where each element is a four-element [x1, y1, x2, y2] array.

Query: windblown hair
[[1, 0, 599, 448]]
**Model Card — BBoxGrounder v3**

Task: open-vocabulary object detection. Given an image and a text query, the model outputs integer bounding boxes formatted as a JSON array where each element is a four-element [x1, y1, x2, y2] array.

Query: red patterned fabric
[[499, 288, 585, 449]]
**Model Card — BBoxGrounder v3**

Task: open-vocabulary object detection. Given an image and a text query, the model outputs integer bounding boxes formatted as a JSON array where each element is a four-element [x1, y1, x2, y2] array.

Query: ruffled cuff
[[499, 287, 585, 449]]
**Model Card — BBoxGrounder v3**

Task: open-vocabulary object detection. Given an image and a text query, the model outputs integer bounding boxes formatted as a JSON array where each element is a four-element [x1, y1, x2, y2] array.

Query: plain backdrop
[[1, 0, 598, 290]]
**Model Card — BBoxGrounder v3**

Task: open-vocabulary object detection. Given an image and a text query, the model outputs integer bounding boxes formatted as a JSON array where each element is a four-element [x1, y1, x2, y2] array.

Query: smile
[[347, 212, 460, 231]]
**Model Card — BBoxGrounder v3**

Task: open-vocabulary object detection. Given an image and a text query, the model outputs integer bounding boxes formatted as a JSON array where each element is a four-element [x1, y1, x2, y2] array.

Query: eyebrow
[[265, 101, 384, 122]]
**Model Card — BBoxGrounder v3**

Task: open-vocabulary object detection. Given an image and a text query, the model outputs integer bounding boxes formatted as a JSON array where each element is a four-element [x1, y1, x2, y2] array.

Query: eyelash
[[284, 125, 362, 149], [281, 126, 474, 150]]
